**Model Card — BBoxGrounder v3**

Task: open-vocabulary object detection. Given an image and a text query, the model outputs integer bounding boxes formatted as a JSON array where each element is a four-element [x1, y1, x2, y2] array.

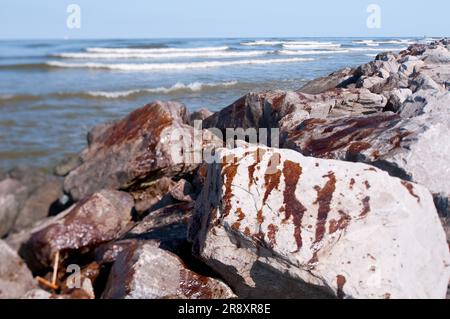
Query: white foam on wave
[[282, 43, 341, 50], [347, 47, 407, 52], [86, 46, 230, 54], [353, 40, 380, 47], [87, 81, 239, 98], [353, 39, 414, 46], [377, 39, 414, 44], [241, 40, 285, 46], [279, 49, 350, 55], [241, 40, 336, 47], [47, 57, 314, 71], [53, 50, 270, 60]]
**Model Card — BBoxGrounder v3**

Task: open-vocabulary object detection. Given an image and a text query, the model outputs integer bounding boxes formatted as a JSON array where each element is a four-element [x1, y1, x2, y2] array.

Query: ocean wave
[[279, 49, 350, 55], [0, 81, 241, 105], [353, 39, 414, 46], [52, 50, 270, 60], [241, 40, 338, 47], [87, 81, 239, 98], [241, 40, 285, 46], [352, 40, 380, 47], [86, 46, 229, 54], [46, 57, 314, 71], [376, 39, 414, 44], [282, 43, 341, 50], [347, 47, 408, 52]]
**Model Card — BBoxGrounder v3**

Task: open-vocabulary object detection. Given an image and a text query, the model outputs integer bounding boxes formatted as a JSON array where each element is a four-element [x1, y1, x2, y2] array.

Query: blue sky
[[0, 0, 448, 39]]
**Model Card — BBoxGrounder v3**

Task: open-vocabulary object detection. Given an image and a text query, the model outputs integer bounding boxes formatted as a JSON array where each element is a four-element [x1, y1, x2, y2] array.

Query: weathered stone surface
[[54, 154, 83, 177], [21, 289, 52, 299], [189, 108, 214, 125], [422, 45, 450, 64], [6, 206, 73, 252], [12, 178, 64, 232], [299, 67, 357, 94], [384, 89, 412, 113], [0, 179, 27, 237], [0, 240, 36, 299], [126, 202, 194, 254], [204, 89, 387, 140], [283, 113, 450, 216], [102, 242, 236, 299], [64, 101, 211, 201], [400, 90, 450, 118], [170, 179, 194, 203], [131, 177, 176, 214], [23, 190, 134, 271], [0, 167, 65, 237], [189, 146, 450, 299]]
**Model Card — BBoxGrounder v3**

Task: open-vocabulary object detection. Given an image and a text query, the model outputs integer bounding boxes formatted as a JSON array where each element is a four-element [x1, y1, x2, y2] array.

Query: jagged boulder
[[283, 113, 450, 216], [64, 101, 216, 201], [22, 190, 134, 271], [189, 145, 450, 299]]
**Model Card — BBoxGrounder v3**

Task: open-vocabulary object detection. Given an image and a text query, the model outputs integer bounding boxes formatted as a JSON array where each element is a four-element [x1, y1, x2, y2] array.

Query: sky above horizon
[[0, 0, 448, 39]]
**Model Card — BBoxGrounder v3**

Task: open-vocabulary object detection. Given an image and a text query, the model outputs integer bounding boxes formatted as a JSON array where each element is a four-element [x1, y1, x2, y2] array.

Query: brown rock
[[102, 242, 235, 299], [189, 108, 213, 125], [64, 101, 204, 201], [131, 177, 176, 214], [299, 67, 357, 94], [23, 190, 134, 271]]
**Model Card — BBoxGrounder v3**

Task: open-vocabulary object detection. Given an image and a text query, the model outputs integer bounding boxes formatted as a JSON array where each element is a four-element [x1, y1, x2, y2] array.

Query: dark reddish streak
[[360, 196, 371, 217], [313, 172, 337, 244], [401, 181, 420, 203], [282, 160, 307, 252]]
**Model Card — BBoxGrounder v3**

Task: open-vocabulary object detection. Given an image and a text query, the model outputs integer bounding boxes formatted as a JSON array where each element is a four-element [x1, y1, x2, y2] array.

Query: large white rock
[[400, 90, 450, 118], [189, 145, 450, 299]]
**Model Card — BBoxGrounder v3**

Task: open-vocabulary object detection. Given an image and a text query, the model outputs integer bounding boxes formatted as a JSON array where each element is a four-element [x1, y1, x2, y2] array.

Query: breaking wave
[[46, 57, 314, 71], [0, 81, 241, 104], [52, 50, 270, 59], [85, 46, 230, 54]]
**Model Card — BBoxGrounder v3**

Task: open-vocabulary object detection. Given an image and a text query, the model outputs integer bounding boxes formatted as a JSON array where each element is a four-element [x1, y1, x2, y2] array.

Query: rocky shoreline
[[1, 39, 449, 299]]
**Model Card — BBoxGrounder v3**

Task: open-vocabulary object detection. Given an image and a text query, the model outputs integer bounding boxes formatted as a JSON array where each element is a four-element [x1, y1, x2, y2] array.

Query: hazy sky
[[0, 0, 448, 39]]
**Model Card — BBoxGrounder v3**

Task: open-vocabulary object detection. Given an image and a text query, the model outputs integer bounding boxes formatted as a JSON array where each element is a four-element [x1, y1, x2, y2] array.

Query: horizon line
[[0, 35, 443, 41]]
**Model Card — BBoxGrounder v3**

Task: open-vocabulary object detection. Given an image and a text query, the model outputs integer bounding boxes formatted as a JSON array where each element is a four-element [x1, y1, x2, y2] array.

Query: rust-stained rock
[[64, 101, 212, 201], [203, 89, 387, 140], [189, 145, 450, 299], [131, 177, 176, 214], [283, 112, 450, 216], [299, 67, 357, 94], [102, 242, 236, 299], [0, 240, 36, 299], [23, 190, 134, 271]]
